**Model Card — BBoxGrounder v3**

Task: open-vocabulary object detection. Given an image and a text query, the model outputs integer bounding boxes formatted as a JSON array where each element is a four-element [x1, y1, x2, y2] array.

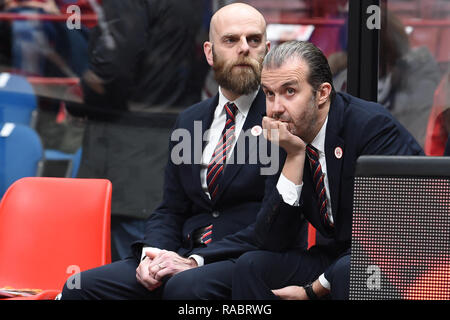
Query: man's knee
[[163, 271, 202, 300], [328, 254, 350, 283], [60, 259, 141, 300], [329, 254, 351, 300], [60, 273, 89, 300], [163, 261, 234, 300], [234, 251, 270, 278]]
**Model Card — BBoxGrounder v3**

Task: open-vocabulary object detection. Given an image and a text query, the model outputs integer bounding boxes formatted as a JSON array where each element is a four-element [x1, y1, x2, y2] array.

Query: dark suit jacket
[[133, 90, 303, 263], [255, 92, 424, 256]]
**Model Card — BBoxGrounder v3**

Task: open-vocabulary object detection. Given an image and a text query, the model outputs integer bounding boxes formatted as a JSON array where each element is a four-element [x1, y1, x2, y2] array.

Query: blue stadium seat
[[0, 122, 43, 197], [0, 73, 37, 127]]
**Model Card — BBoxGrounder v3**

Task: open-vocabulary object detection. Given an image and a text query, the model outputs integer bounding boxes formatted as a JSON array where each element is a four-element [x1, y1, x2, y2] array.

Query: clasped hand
[[136, 250, 198, 291]]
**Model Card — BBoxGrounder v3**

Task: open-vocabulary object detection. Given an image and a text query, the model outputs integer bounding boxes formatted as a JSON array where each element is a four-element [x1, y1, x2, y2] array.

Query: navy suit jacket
[[133, 90, 300, 263], [255, 92, 423, 255]]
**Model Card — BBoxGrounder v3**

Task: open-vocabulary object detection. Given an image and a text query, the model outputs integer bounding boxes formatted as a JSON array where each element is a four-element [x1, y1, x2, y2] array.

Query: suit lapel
[[191, 94, 219, 206], [212, 89, 266, 202], [324, 94, 345, 220]]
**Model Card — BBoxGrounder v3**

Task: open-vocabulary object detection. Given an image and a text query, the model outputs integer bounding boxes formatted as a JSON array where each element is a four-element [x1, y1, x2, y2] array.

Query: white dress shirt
[[276, 116, 333, 289], [142, 87, 259, 265], [200, 87, 257, 198]]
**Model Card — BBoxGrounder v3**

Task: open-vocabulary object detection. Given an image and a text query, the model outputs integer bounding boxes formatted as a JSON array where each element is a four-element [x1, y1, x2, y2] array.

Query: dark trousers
[[323, 253, 351, 300], [231, 247, 350, 300], [60, 258, 235, 300], [444, 134, 450, 156], [111, 216, 146, 261]]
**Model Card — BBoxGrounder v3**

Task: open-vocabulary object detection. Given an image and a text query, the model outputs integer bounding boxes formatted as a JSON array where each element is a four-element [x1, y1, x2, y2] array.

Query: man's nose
[[269, 96, 284, 118], [238, 37, 250, 55], [272, 96, 284, 114]]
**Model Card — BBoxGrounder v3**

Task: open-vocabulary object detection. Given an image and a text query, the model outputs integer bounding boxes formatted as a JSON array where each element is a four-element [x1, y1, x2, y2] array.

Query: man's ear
[[204, 41, 214, 67], [317, 82, 332, 106], [266, 40, 271, 52]]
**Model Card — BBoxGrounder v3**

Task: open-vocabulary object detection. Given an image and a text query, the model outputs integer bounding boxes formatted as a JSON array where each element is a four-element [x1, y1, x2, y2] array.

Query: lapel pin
[[334, 146, 343, 159], [251, 125, 262, 136]]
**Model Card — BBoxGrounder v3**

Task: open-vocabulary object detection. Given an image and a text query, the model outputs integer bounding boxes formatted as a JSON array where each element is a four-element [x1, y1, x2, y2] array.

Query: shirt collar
[[310, 116, 328, 155], [218, 86, 259, 117]]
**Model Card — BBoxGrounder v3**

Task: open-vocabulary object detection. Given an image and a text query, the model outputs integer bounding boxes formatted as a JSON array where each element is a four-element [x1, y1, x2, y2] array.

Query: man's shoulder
[[176, 96, 217, 122], [336, 92, 393, 123], [330, 92, 400, 140], [334, 92, 423, 154], [338, 92, 386, 112]]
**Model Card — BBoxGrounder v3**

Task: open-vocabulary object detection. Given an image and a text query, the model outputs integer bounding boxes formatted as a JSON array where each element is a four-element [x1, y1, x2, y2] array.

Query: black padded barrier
[[350, 156, 450, 300]]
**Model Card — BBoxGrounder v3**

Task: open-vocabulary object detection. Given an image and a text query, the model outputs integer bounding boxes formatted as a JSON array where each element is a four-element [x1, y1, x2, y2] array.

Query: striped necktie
[[206, 102, 238, 199], [305, 144, 334, 230]]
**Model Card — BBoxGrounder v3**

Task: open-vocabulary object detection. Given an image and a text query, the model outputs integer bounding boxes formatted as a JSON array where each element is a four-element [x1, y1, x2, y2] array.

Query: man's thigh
[[163, 260, 235, 300], [238, 249, 328, 286], [61, 258, 161, 300], [231, 248, 334, 299]]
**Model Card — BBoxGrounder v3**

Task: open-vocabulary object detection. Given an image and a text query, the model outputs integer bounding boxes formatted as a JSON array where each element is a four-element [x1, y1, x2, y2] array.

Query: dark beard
[[212, 49, 263, 96]]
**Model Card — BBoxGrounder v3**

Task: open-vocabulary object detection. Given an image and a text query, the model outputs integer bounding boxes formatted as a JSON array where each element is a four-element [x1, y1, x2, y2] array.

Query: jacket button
[[212, 211, 220, 218]]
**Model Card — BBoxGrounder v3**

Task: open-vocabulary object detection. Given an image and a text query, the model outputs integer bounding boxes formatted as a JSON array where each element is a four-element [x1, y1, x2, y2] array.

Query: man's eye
[[248, 37, 261, 44], [286, 88, 295, 95]]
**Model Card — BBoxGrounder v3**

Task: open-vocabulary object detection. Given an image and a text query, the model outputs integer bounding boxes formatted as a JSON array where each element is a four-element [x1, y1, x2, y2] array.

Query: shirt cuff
[[188, 254, 204, 267], [276, 173, 303, 206], [318, 273, 331, 290], [140, 246, 161, 261]]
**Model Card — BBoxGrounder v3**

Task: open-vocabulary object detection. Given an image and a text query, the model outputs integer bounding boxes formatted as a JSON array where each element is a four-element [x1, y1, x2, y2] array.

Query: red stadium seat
[[437, 28, 450, 63], [388, 0, 422, 18], [0, 177, 111, 300], [431, 0, 450, 19], [424, 72, 450, 156]]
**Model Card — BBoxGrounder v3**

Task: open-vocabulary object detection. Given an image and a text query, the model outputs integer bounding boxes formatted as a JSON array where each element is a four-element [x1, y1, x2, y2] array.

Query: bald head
[[204, 2, 269, 100], [209, 3, 267, 43]]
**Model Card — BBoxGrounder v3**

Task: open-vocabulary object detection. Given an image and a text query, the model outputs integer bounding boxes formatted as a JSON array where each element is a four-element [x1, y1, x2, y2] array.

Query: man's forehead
[[262, 64, 306, 88], [213, 20, 265, 37]]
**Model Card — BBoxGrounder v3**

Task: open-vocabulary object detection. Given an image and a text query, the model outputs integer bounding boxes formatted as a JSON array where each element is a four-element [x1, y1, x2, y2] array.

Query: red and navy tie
[[206, 102, 238, 199], [305, 144, 334, 230], [200, 224, 213, 245]]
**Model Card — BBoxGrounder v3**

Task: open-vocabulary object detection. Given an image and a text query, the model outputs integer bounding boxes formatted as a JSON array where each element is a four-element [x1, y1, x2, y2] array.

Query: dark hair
[[263, 40, 336, 102]]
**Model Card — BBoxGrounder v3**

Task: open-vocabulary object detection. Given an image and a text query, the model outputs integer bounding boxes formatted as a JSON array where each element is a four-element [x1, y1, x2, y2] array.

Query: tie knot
[[225, 102, 238, 121], [306, 144, 319, 161]]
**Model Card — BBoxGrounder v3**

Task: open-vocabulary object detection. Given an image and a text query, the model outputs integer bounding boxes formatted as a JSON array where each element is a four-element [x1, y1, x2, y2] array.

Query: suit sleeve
[[359, 113, 423, 156], [252, 152, 307, 253], [192, 150, 308, 262], [254, 182, 307, 252], [191, 175, 279, 264]]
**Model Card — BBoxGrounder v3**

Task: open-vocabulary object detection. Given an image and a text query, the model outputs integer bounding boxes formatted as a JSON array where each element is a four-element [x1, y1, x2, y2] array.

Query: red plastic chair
[[437, 28, 450, 63], [424, 72, 450, 156], [0, 177, 111, 300], [387, 0, 422, 18], [307, 223, 316, 249]]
